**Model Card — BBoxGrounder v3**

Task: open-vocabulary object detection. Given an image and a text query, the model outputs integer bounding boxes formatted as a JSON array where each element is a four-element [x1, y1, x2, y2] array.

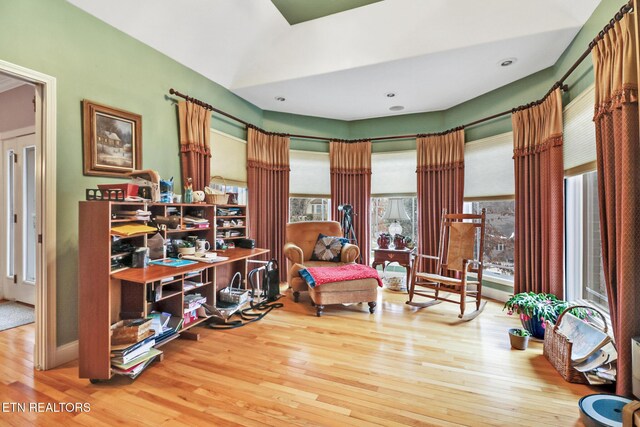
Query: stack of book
[[217, 207, 242, 216], [112, 209, 152, 221], [148, 311, 182, 347], [559, 312, 616, 385], [110, 333, 162, 379], [183, 215, 209, 229]]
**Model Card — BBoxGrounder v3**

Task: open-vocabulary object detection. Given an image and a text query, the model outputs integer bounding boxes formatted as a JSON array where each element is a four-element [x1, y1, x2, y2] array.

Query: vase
[[520, 311, 546, 339], [393, 235, 406, 250], [508, 328, 530, 350], [377, 234, 390, 249]]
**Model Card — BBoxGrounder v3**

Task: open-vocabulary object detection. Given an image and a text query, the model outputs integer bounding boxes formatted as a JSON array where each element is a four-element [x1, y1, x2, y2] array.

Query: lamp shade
[[383, 198, 410, 221]]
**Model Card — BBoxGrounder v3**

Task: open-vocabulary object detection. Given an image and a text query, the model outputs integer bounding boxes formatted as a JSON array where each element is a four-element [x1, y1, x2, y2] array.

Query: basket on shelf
[[219, 272, 249, 305], [543, 304, 609, 384], [206, 175, 230, 204]]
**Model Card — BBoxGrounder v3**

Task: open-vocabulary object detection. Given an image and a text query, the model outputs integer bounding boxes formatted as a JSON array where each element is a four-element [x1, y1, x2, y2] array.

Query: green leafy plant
[[176, 240, 194, 248], [509, 328, 531, 337], [503, 292, 587, 334]]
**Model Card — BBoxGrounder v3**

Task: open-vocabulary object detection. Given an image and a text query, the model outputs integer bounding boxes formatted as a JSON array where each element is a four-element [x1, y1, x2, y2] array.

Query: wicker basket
[[219, 272, 249, 305], [543, 305, 608, 384], [206, 175, 230, 204]]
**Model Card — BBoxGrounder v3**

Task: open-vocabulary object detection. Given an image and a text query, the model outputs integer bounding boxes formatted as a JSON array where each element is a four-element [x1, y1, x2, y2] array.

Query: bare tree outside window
[[289, 197, 331, 223], [464, 200, 515, 281]]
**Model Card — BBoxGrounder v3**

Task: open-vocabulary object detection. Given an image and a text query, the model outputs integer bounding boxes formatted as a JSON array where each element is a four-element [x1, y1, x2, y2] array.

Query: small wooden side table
[[371, 248, 414, 292]]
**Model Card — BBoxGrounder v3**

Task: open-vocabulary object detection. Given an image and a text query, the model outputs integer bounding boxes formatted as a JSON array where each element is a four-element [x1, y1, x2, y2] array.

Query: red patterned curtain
[[511, 88, 564, 297], [416, 130, 465, 272], [247, 127, 290, 282], [178, 101, 211, 190], [330, 140, 372, 264], [592, 12, 640, 396]]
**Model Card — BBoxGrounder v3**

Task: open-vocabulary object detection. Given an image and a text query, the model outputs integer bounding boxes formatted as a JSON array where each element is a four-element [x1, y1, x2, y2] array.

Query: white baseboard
[[54, 340, 78, 367], [483, 286, 511, 303]]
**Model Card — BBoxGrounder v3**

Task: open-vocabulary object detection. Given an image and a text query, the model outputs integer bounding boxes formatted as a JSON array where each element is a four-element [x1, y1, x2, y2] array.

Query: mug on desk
[[196, 239, 210, 252]]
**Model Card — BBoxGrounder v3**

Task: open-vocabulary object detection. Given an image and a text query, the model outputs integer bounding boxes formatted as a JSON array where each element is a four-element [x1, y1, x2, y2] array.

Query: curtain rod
[[168, 0, 633, 143]]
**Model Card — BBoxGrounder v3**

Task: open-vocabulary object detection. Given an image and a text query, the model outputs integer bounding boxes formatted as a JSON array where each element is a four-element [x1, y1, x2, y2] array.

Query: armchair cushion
[[310, 234, 348, 262]]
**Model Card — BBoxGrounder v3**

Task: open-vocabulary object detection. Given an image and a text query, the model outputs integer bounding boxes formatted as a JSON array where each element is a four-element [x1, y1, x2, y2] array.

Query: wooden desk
[[371, 248, 414, 292], [80, 244, 268, 381]]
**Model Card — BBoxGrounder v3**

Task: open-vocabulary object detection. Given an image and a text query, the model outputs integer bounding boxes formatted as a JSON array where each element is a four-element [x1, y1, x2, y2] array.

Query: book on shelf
[[183, 215, 209, 224], [111, 348, 162, 371], [111, 223, 157, 237], [111, 333, 155, 355], [110, 339, 155, 365], [111, 348, 162, 379]]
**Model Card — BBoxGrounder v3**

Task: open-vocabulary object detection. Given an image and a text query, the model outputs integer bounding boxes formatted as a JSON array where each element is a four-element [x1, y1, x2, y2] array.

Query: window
[[463, 200, 515, 282], [370, 196, 418, 251], [289, 197, 331, 223], [566, 171, 608, 310]]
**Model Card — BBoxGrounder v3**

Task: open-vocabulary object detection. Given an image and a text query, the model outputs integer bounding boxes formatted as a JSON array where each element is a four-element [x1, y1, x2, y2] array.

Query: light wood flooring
[[0, 290, 597, 426]]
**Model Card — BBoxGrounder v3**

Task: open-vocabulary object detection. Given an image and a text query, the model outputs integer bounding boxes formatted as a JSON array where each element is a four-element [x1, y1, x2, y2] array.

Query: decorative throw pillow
[[310, 233, 348, 262]]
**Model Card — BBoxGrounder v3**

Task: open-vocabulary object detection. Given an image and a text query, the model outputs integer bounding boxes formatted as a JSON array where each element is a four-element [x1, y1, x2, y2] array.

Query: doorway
[[0, 60, 57, 371], [0, 74, 36, 331]]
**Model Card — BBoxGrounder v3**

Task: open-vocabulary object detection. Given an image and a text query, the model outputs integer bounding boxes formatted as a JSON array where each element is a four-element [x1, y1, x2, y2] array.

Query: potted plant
[[508, 328, 531, 350], [503, 292, 582, 339]]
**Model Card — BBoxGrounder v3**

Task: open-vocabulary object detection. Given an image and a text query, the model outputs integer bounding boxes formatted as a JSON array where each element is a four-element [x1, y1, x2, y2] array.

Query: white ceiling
[[67, 0, 601, 120]]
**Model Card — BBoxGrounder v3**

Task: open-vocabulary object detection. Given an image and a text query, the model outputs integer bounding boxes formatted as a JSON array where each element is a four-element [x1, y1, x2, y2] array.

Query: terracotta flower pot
[[508, 328, 530, 350]]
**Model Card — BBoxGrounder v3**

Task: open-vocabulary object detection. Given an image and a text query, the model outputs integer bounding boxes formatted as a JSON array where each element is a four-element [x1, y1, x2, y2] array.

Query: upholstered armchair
[[284, 221, 360, 302]]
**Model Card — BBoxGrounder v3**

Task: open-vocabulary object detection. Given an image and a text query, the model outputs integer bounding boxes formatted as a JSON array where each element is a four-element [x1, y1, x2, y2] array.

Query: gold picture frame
[[82, 100, 142, 177]]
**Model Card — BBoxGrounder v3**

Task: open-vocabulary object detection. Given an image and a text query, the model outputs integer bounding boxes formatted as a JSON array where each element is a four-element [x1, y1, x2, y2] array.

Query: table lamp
[[383, 198, 410, 236]]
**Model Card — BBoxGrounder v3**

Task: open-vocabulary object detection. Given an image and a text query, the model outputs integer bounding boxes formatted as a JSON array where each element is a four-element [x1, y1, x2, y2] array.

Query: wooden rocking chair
[[407, 208, 486, 320]]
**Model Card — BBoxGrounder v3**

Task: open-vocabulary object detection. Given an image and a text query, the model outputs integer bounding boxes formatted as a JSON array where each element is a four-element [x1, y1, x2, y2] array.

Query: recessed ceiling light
[[275, 96, 286, 102], [389, 105, 404, 111], [386, 92, 396, 98], [499, 58, 517, 67]]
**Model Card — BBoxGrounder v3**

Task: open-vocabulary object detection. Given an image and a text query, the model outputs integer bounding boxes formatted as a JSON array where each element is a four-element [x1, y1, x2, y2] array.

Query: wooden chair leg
[[368, 301, 376, 313]]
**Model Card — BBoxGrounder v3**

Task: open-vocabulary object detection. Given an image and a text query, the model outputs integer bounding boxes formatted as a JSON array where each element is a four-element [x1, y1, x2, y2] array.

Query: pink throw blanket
[[299, 264, 383, 288]]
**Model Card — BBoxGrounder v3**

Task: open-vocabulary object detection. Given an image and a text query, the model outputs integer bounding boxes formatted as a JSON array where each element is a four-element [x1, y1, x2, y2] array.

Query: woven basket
[[543, 304, 608, 384], [206, 175, 229, 204], [219, 272, 249, 305]]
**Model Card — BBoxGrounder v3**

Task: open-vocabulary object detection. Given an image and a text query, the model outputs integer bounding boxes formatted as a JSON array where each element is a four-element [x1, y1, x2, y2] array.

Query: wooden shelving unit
[[78, 201, 267, 383], [214, 204, 248, 244]]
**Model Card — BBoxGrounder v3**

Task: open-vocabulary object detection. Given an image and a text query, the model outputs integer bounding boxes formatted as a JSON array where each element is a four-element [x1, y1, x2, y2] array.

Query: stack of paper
[[559, 312, 616, 385]]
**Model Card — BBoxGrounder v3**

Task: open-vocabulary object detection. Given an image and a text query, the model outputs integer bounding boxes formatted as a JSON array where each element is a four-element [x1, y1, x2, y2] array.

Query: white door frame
[[0, 59, 57, 370]]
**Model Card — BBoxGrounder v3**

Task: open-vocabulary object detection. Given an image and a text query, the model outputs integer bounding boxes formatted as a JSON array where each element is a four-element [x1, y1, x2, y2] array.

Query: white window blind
[[464, 132, 515, 198], [210, 129, 247, 185], [371, 150, 417, 195], [290, 150, 331, 196], [563, 84, 596, 172]]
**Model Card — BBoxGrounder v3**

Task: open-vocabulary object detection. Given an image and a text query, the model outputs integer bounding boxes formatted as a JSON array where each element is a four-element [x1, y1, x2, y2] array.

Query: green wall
[[0, 0, 622, 345], [0, 0, 263, 345]]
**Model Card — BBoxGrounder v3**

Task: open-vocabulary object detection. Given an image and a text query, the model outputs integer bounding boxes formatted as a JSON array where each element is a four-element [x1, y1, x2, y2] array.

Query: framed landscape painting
[[82, 100, 142, 177]]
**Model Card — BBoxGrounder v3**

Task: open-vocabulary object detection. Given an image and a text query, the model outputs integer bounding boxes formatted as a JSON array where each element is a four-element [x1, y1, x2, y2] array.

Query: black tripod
[[339, 206, 361, 263]]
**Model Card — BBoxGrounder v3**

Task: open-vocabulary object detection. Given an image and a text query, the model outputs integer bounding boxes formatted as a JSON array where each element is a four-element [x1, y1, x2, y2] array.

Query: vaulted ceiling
[[67, 0, 601, 120]]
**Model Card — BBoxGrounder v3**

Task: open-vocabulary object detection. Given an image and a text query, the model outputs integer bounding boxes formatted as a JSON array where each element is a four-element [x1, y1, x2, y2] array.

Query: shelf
[[154, 333, 180, 348], [111, 218, 149, 223], [155, 289, 182, 302], [181, 315, 212, 331], [217, 236, 246, 240], [111, 232, 153, 240], [165, 227, 211, 234], [216, 215, 246, 219], [216, 226, 246, 230]]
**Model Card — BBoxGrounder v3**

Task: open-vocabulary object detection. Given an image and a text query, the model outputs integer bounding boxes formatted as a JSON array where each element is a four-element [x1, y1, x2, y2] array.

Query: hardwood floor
[[0, 290, 596, 426]]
